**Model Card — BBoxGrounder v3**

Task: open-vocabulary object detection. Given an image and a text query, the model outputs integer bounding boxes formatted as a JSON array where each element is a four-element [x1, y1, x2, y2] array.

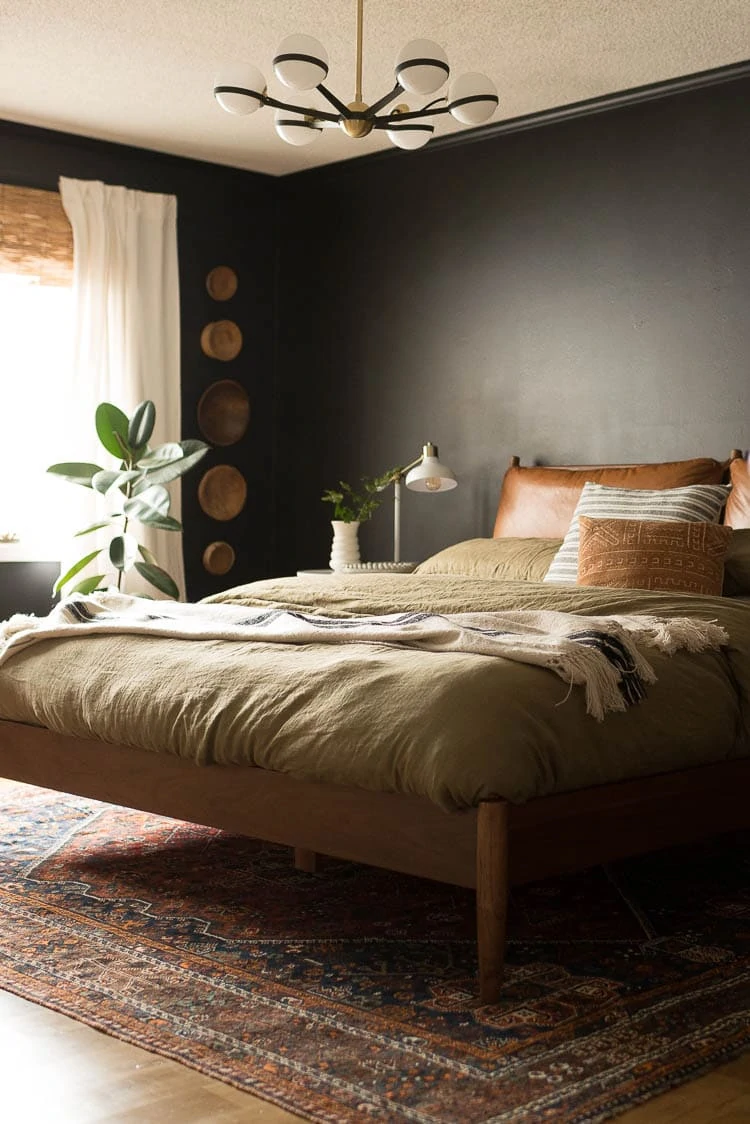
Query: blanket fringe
[[612, 615, 729, 655]]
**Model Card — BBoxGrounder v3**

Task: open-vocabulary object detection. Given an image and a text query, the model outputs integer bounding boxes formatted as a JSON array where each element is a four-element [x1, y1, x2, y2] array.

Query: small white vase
[[329, 520, 360, 572]]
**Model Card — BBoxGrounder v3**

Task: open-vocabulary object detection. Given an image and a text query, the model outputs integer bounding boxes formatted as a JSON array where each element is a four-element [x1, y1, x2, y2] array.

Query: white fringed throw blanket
[[0, 593, 728, 721]]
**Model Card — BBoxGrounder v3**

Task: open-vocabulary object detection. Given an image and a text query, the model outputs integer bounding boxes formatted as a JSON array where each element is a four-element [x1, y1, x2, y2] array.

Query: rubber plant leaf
[[47, 462, 105, 489], [141, 441, 210, 487], [127, 400, 156, 453], [74, 519, 117, 538], [123, 484, 170, 523], [54, 548, 102, 595], [92, 469, 141, 495], [137, 543, 159, 567], [137, 442, 184, 467], [67, 574, 106, 596], [134, 560, 179, 599], [109, 533, 139, 572], [95, 403, 131, 460]]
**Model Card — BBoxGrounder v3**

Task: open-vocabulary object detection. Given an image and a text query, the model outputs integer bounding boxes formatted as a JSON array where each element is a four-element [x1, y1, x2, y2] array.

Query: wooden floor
[[2, 990, 749, 1123]]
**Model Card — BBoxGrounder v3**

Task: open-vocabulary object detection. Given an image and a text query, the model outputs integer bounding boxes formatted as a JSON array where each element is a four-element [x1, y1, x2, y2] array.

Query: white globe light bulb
[[273, 34, 329, 90], [273, 108, 322, 146], [449, 72, 498, 125], [214, 64, 266, 115], [395, 39, 449, 95], [386, 113, 434, 151]]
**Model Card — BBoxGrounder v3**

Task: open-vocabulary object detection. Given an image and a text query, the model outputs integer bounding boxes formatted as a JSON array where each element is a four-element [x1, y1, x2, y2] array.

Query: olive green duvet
[[0, 573, 748, 810]]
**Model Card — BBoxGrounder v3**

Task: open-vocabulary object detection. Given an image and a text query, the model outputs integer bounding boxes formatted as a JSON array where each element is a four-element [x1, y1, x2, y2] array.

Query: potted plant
[[47, 400, 209, 599], [321, 470, 394, 571]]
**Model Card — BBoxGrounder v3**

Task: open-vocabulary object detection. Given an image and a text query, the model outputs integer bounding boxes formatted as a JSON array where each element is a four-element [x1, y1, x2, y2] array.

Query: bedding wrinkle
[[0, 573, 748, 810]]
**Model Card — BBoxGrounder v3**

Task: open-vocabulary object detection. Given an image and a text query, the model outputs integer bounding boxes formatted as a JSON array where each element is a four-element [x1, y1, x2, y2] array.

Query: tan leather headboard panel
[[493, 456, 728, 539], [725, 457, 750, 528]]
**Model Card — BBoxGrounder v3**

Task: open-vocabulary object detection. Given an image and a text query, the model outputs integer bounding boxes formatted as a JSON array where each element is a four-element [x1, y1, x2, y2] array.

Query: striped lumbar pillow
[[543, 481, 731, 585]]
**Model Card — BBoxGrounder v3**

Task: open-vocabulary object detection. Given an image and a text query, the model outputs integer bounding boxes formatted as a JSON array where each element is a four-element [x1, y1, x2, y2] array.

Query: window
[[0, 186, 75, 557]]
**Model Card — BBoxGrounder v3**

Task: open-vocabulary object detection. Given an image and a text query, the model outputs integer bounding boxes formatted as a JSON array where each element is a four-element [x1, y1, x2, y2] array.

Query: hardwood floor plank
[[3, 988, 750, 1122], [0, 990, 305, 1124]]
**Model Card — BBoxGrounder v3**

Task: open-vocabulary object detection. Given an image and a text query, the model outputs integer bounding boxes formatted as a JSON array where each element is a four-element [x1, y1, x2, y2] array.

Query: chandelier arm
[[365, 83, 404, 117], [316, 84, 353, 117], [260, 92, 342, 124], [373, 104, 454, 127]]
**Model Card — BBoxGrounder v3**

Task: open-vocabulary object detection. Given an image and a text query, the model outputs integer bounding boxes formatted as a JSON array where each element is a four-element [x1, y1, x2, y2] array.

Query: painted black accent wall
[[2, 68, 749, 595], [275, 75, 750, 573], [0, 121, 276, 602]]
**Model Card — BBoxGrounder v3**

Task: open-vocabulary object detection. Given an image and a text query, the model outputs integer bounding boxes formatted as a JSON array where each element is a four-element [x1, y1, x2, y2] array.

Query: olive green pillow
[[416, 537, 562, 582], [723, 529, 750, 596]]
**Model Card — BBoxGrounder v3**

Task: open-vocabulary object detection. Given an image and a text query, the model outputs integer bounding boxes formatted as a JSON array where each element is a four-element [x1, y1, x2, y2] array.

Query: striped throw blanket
[[0, 593, 728, 721]]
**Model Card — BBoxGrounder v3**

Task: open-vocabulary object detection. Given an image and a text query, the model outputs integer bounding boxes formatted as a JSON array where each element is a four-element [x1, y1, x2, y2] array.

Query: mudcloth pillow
[[577, 517, 732, 595]]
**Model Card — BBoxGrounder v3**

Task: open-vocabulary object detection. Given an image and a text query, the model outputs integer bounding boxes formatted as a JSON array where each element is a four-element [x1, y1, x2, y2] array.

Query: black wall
[[276, 74, 750, 572], [0, 121, 276, 601]]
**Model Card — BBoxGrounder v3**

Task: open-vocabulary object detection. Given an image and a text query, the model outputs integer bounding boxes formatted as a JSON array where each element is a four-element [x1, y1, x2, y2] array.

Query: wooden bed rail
[[2, 719, 750, 1005]]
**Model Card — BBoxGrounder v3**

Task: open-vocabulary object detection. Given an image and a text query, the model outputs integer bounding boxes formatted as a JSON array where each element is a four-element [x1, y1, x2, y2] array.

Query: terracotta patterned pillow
[[577, 517, 733, 595]]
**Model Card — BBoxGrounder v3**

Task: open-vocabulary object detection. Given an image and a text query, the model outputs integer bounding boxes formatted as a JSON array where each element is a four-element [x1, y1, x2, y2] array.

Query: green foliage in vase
[[321, 467, 400, 523], [48, 400, 209, 599]]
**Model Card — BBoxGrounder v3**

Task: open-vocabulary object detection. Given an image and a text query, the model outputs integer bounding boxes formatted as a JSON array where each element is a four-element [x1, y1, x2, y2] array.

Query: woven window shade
[[0, 184, 73, 287]]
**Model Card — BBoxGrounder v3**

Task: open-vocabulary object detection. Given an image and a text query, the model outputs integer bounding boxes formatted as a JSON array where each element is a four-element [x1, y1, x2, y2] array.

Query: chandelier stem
[[355, 0, 364, 102]]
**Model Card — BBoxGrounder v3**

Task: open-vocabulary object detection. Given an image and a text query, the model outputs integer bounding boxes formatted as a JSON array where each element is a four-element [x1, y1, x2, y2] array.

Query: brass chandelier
[[214, 0, 498, 150]]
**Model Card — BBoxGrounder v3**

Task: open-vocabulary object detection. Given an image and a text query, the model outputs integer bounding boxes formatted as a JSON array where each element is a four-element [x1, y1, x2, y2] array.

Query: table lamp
[[383, 442, 457, 564]]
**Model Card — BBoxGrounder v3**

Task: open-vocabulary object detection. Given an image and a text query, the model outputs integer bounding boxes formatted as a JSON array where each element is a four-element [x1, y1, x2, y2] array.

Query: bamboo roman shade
[[0, 184, 73, 286]]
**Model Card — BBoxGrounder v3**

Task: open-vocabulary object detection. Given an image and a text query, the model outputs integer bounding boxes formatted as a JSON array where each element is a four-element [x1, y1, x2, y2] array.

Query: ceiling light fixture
[[214, 0, 499, 150]]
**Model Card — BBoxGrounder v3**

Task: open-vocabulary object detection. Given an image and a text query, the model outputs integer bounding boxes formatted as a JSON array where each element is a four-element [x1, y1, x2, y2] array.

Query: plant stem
[[117, 471, 134, 593], [116, 515, 129, 592]]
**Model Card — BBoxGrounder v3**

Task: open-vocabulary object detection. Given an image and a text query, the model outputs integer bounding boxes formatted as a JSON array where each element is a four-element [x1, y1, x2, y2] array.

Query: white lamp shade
[[273, 108, 322, 146], [405, 447, 458, 492], [214, 64, 266, 115], [395, 39, 449, 95], [449, 72, 499, 125], [273, 34, 329, 90], [386, 116, 434, 150]]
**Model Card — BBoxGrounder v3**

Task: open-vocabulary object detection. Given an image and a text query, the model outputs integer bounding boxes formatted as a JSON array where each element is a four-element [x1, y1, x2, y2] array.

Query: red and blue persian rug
[[0, 780, 749, 1122]]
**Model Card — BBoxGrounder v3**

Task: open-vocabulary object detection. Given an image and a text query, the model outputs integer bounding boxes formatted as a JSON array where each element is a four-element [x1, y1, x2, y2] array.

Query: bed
[[2, 452, 750, 1004]]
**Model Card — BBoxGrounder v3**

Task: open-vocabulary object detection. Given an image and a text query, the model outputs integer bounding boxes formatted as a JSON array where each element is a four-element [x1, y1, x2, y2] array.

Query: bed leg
[[294, 847, 318, 873], [476, 798, 509, 1004]]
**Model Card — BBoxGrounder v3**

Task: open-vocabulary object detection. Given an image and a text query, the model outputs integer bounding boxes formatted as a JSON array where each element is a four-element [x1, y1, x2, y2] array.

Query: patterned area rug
[[1, 781, 749, 1123]]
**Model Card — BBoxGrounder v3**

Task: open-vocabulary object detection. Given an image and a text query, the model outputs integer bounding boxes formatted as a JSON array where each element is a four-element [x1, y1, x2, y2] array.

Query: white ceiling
[[1, 1, 749, 178]]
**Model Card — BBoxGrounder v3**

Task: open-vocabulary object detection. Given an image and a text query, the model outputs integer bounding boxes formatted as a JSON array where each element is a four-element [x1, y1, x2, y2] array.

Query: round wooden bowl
[[206, 266, 238, 301], [202, 540, 236, 575], [197, 465, 247, 521], [197, 380, 250, 446], [200, 320, 243, 361]]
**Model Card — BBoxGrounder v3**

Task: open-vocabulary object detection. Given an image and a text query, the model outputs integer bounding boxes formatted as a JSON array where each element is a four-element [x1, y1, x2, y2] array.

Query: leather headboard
[[725, 456, 750, 528], [493, 455, 734, 540]]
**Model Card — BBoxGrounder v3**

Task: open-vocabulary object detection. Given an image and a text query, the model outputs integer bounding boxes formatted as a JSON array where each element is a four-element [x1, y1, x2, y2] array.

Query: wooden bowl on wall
[[200, 320, 243, 361], [202, 540, 236, 575], [206, 266, 238, 302], [197, 465, 247, 521], [197, 380, 250, 446]]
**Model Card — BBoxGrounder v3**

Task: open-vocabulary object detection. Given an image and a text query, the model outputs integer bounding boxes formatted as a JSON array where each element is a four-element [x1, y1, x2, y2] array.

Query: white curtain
[[59, 177, 184, 598]]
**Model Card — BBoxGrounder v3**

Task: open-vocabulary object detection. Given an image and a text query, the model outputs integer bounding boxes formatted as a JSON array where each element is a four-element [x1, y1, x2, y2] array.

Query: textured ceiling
[[1, 1, 749, 177]]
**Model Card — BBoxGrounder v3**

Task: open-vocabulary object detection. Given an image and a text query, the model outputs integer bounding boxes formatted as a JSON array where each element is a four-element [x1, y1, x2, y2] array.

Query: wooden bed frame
[[5, 452, 749, 1000], [2, 718, 749, 1003]]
